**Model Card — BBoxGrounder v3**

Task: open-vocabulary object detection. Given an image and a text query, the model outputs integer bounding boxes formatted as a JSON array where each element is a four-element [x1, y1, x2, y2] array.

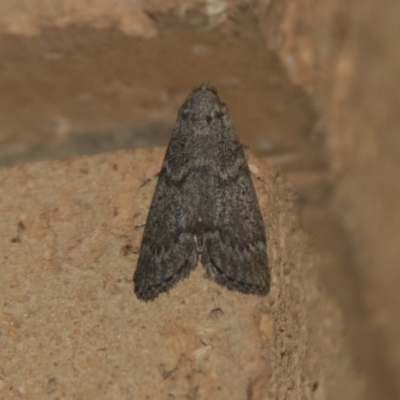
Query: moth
[[133, 83, 269, 301]]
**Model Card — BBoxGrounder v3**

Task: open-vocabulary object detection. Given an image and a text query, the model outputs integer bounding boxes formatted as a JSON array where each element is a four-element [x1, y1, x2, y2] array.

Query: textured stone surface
[[0, 149, 361, 399], [259, 1, 400, 399], [0, 0, 248, 37]]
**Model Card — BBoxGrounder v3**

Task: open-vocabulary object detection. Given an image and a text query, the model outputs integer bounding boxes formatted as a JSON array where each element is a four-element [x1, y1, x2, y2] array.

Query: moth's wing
[[134, 168, 199, 301], [201, 167, 270, 295]]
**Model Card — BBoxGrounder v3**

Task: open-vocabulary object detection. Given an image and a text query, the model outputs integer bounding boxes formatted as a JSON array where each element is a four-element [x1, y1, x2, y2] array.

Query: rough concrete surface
[[0, 150, 361, 399], [258, 1, 400, 399], [1, 0, 396, 399], [0, 18, 313, 167], [0, 0, 246, 38]]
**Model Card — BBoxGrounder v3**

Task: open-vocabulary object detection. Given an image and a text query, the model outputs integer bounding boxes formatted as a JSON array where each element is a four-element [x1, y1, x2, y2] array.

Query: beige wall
[[260, 0, 400, 397]]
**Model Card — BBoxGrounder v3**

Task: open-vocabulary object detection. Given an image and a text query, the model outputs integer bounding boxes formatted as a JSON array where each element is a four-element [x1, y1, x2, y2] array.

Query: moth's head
[[178, 83, 231, 129]]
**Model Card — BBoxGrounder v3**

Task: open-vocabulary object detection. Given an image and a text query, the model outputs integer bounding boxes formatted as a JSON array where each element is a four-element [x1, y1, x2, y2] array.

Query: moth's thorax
[[178, 83, 232, 133], [183, 82, 222, 114]]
